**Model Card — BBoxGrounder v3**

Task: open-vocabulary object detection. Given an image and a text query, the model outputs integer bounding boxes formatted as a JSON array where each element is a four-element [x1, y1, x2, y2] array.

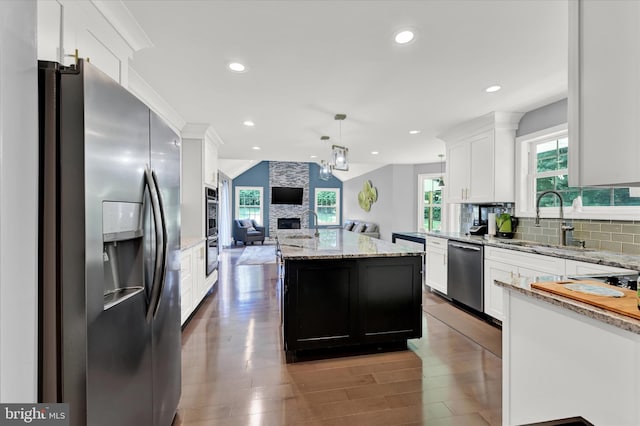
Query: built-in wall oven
[[205, 187, 218, 276]]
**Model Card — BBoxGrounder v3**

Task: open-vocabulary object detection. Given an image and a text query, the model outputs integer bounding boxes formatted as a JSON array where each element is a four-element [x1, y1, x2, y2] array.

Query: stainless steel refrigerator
[[38, 59, 181, 426]]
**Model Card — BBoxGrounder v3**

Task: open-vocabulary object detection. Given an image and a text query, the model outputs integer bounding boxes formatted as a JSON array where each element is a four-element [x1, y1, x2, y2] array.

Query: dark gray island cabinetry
[[278, 229, 424, 362]]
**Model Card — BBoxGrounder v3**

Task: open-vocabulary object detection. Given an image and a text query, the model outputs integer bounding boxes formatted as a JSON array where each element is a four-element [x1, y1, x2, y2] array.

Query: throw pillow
[[247, 227, 256, 232], [240, 219, 253, 228], [353, 223, 367, 233], [365, 223, 378, 233], [343, 221, 354, 231]]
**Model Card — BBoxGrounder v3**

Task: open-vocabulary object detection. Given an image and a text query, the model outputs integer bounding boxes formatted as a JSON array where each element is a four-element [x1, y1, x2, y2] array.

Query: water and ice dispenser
[[102, 201, 145, 309]]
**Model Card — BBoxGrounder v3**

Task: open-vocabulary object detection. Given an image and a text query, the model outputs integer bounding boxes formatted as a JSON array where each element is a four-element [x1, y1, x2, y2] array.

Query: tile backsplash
[[460, 205, 640, 255], [515, 218, 640, 255]]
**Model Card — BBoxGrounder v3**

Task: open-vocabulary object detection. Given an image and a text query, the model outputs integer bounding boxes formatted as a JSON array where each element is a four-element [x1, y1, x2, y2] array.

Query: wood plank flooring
[[173, 247, 502, 426]]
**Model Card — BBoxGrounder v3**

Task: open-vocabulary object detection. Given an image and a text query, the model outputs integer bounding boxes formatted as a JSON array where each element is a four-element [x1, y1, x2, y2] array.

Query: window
[[315, 188, 340, 226], [418, 174, 444, 231], [235, 186, 263, 224], [516, 125, 640, 219]]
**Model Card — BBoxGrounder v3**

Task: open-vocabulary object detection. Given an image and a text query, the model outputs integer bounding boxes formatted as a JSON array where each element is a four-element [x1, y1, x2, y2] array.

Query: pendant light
[[319, 136, 332, 181], [437, 154, 445, 187], [331, 114, 349, 171]]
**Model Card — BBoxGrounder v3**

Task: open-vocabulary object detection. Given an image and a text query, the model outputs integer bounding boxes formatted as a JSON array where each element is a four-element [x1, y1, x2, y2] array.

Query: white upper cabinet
[[568, 0, 640, 187], [36, 0, 153, 86], [181, 124, 221, 238], [440, 112, 524, 203]]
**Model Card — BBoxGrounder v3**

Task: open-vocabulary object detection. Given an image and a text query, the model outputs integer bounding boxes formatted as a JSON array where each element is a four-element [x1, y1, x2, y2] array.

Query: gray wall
[[516, 98, 567, 137], [343, 163, 442, 241]]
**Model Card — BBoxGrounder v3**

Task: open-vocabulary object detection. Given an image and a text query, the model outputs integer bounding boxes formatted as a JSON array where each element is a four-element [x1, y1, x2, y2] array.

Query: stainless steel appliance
[[447, 240, 484, 312], [38, 60, 181, 426], [206, 187, 218, 276]]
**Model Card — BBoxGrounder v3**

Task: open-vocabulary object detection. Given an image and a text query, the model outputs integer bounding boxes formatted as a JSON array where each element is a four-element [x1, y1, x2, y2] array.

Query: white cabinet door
[[468, 131, 494, 203], [180, 247, 194, 325], [446, 142, 469, 203], [204, 137, 218, 187], [193, 242, 206, 301], [569, 1, 640, 186], [426, 237, 448, 294], [484, 259, 515, 321]]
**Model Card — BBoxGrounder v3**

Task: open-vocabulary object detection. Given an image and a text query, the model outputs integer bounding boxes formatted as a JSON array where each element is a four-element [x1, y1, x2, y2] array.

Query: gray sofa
[[343, 219, 380, 239]]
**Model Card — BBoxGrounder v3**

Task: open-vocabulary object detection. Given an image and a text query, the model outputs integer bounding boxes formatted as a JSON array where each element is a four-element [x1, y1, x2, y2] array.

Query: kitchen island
[[496, 275, 640, 426], [277, 229, 424, 362]]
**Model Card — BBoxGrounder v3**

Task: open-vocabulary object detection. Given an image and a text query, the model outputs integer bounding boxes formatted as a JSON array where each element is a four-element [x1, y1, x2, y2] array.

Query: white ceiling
[[123, 0, 568, 180]]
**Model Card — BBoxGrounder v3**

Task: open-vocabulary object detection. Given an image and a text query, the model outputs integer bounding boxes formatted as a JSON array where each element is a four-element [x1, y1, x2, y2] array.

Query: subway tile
[[601, 224, 622, 233], [590, 232, 612, 241], [529, 227, 543, 235], [622, 224, 640, 234], [584, 240, 601, 250], [533, 235, 550, 244], [600, 241, 622, 253], [572, 230, 591, 240], [622, 243, 640, 255], [635, 235, 640, 244], [542, 228, 558, 237], [612, 233, 634, 243], [581, 223, 602, 232], [591, 219, 612, 224]]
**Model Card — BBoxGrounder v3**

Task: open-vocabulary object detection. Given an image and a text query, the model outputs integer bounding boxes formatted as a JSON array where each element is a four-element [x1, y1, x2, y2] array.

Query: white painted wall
[[0, 0, 38, 402]]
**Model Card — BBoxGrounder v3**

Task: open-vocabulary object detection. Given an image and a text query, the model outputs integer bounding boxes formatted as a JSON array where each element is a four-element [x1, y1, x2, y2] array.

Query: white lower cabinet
[[425, 237, 448, 295], [180, 240, 208, 326], [484, 247, 565, 321]]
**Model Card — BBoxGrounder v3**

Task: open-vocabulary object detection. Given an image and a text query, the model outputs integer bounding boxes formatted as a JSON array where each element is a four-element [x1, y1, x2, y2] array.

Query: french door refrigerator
[[38, 59, 181, 426]]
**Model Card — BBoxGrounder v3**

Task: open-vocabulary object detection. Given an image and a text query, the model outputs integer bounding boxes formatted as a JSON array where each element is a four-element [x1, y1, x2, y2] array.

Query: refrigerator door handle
[[144, 166, 166, 322], [150, 168, 168, 319]]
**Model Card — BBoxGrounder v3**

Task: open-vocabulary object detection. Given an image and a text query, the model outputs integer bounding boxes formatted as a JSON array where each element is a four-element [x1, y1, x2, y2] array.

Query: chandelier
[[318, 114, 349, 181]]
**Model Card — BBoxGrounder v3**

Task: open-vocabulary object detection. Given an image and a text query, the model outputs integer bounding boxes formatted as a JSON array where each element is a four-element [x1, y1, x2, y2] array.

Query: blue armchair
[[233, 219, 265, 245]]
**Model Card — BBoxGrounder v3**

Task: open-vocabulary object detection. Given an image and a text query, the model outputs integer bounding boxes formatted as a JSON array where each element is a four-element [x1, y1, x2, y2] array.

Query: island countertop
[[277, 228, 424, 260], [495, 275, 640, 335]]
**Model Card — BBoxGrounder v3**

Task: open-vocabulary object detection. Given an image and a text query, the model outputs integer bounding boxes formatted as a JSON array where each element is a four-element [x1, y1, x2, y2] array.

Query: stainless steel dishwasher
[[447, 240, 484, 312]]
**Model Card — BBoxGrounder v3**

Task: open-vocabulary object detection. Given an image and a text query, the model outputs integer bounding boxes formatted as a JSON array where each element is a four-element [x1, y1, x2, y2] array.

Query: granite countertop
[[495, 275, 640, 335], [181, 236, 206, 251], [424, 231, 640, 271], [277, 228, 424, 260]]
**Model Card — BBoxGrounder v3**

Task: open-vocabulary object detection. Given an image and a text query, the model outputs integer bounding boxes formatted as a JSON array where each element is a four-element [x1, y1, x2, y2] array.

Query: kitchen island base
[[282, 255, 423, 363]]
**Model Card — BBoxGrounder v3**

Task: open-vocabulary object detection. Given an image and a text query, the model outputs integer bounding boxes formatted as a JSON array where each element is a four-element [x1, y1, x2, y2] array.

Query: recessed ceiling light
[[394, 30, 415, 45], [310, 155, 317, 159], [243, 120, 255, 127], [409, 130, 421, 135], [228, 62, 246, 72], [252, 146, 260, 150], [371, 151, 379, 155], [485, 85, 502, 93]]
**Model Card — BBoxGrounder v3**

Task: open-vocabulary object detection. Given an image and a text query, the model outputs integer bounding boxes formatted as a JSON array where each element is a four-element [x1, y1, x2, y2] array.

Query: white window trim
[[234, 186, 264, 225], [417, 173, 446, 232], [515, 123, 640, 221], [314, 188, 340, 226]]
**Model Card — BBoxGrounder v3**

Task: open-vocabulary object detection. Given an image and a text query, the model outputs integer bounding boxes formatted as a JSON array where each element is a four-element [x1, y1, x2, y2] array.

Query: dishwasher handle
[[449, 242, 481, 251]]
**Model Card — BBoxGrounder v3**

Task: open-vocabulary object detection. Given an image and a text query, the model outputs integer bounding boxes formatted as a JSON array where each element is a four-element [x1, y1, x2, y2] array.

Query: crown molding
[[89, 0, 153, 51], [182, 123, 225, 146], [127, 66, 185, 133], [438, 111, 525, 145]]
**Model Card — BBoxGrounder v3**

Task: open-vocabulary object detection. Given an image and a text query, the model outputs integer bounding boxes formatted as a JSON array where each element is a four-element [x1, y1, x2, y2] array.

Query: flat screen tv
[[271, 187, 303, 205]]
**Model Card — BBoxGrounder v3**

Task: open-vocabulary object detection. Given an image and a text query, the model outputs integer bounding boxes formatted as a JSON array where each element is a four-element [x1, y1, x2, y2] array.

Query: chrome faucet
[[535, 190, 574, 246], [304, 209, 320, 237]]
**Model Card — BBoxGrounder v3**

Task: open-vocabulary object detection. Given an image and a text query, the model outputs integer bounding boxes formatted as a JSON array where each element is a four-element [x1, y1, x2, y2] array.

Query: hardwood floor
[[174, 247, 502, 426]]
